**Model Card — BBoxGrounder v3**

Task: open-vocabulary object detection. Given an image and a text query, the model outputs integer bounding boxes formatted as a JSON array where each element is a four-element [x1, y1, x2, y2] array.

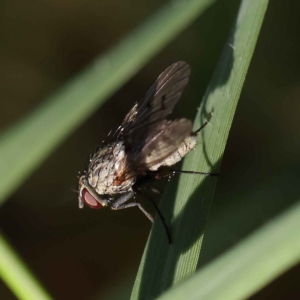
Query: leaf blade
[[157, 199, 300, 300], [0, 232, 53, 300], [131, 0, 268, 298]]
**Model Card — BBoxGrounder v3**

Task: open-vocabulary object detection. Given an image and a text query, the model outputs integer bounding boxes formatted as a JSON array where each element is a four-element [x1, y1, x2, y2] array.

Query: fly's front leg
[[110, 192, 154, 223]]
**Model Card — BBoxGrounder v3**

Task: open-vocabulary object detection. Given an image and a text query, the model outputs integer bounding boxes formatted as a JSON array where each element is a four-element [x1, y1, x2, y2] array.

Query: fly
[[78, 61, 218, 243]]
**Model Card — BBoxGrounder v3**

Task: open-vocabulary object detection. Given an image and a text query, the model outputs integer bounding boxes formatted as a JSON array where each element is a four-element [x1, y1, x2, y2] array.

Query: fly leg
[[111, 192, 154, 223], [193, 111, 213, 134], [135, 189, 172, 244], [171, 170, 219, 177], [153, 167, 219, 179]]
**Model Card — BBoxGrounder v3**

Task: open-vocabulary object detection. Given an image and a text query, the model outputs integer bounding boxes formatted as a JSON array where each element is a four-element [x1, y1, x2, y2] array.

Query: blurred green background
[[0, 0, 299, 299]]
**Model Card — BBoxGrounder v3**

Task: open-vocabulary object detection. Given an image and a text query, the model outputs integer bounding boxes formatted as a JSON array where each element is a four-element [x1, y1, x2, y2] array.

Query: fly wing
[[139, 118, 193, 168], [117, 61, 191, 146], [125, 118, 193, 175]]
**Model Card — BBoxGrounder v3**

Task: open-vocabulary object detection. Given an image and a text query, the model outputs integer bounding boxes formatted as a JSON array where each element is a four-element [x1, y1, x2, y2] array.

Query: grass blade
[[157, 199, 300, 300], [0, 0, 216, 204], [200, 165, 300, 268], [131, 0, 268, 299], [0, 231, 53, 300]]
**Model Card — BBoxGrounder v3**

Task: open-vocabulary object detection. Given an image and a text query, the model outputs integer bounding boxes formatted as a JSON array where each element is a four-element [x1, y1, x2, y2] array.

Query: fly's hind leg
[[152, 167, 219, 180], [135, 188, 172, 244], [171, 170, 219, 177], [110, 191, 154, 223], [193, 111, 213, 135]]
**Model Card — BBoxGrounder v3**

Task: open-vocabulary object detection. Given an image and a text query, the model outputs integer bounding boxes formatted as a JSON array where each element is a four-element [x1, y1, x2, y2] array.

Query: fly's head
[[78, 175, 110, 209]]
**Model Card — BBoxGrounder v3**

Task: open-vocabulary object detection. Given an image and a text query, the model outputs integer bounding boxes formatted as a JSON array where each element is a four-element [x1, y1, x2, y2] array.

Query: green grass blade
[[200, 165, 300, 268], [131, 0, 268, 299], [0, 0, 216, 203], [157, 199, 300, 300], [0, 231, 53, 300]]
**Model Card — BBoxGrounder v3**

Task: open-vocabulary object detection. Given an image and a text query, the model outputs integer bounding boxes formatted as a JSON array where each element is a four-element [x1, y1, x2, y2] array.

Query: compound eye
[[82, 188, 102, 209]]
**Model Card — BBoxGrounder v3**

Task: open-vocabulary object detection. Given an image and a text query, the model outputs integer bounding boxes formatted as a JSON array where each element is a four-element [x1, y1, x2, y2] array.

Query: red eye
[[82, 188, 102, 209]]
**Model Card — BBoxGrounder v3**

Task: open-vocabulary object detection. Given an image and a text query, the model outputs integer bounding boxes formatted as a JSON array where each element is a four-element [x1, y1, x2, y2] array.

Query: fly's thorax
[[149, 134, 197, 171], [86, 141, 135, 195]]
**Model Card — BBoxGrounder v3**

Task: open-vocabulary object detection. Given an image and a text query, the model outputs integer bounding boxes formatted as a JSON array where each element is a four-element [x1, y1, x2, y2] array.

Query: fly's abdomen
[[149, 134, 197, 171]]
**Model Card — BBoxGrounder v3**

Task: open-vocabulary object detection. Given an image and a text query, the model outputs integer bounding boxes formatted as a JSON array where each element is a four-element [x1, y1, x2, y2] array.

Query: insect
[[78, 61, 217, 243]]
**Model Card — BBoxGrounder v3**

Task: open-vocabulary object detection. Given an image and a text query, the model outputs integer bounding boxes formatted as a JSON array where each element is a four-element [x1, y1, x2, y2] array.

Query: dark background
[[1, 0, 300, 299]]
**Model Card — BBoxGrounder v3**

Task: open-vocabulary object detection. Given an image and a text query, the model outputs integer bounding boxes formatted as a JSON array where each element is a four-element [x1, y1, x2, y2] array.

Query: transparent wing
[[118, 61, 191, 146], [125, 118, 193, 175], [111, 62, 192, 179]]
